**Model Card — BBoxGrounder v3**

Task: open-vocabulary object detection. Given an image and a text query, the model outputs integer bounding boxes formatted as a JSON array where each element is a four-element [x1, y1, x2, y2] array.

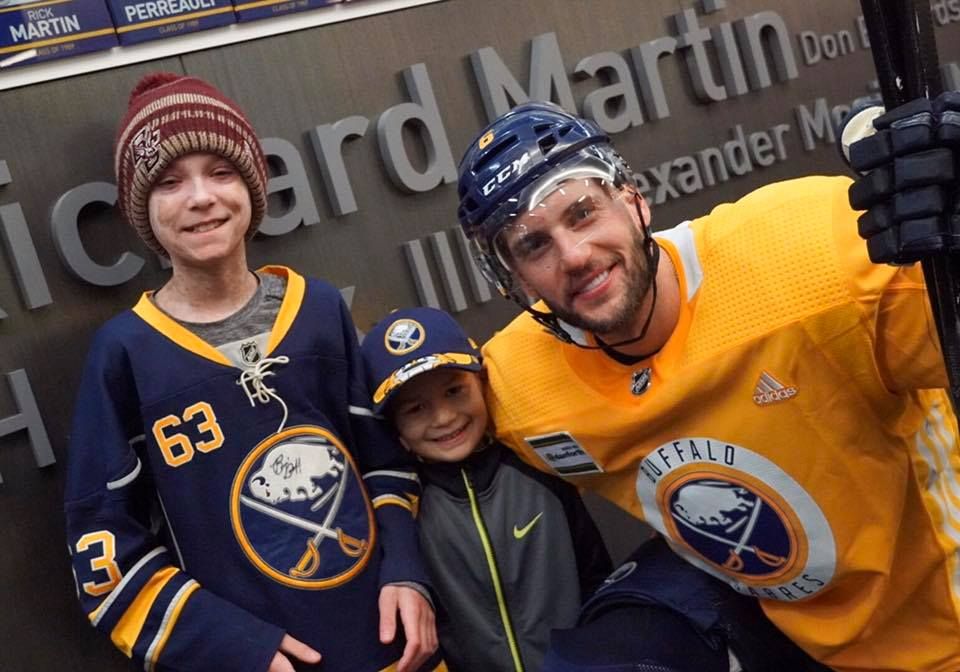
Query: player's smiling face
[[147, 152, 252, 268], [499, 178, 654, 343], [390, 368, 488, 463]]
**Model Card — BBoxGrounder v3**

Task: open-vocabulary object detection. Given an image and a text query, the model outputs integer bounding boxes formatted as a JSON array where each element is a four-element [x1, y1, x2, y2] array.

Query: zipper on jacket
[[461, 468, 525, 672]]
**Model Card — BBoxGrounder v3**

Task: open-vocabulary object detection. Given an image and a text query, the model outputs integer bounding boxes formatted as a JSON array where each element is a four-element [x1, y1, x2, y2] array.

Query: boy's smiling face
[[390, 368, 488, 463]]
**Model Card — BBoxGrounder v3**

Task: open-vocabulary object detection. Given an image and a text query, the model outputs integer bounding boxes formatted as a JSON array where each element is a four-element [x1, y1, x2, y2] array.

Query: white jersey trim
[[349, 405, 376, 417], [144, 579, 198, 672], [654, 221, 703, 301], [363, 469, 421, 484], [91, 546, 167, 627], [108, 458, 142, 491], [912, 403, 960, 600]]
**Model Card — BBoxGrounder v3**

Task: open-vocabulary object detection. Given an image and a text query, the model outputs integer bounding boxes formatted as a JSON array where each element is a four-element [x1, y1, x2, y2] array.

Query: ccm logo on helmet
[[481, 152, 532, 196]]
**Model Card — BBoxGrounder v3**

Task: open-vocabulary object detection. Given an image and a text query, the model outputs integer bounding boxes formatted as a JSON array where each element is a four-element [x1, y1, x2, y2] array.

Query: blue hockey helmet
[[456, 102, 635, 300]]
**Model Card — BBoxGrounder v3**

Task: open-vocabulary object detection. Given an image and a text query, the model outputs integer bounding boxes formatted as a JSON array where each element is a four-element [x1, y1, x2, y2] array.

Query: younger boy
[[361, 307, 612, 672]]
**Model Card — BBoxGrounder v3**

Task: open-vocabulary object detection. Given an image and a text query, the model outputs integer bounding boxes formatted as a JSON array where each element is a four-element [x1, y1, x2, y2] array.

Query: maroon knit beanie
[[113, 72, 268, 257]]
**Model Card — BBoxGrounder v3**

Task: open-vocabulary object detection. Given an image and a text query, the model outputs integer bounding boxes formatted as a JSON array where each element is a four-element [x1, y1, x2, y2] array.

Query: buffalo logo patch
[[230, 427, 373, 589]]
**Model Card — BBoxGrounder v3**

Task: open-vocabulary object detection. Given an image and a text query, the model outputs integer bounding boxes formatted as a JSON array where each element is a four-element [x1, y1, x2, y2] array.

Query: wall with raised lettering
[[2, 0, 960, 669]]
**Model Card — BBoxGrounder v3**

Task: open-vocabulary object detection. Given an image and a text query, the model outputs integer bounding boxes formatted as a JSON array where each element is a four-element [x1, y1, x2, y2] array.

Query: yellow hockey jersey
[[483, 176, 960, 672]]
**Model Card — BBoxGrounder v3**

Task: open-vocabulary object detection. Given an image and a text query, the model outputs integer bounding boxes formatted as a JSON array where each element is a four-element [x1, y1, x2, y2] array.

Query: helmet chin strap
[[517, 192, 663, 360]]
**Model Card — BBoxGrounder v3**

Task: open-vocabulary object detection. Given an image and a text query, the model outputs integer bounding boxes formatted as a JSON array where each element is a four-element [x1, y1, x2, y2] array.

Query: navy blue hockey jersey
[[64, 266, 427, 672]]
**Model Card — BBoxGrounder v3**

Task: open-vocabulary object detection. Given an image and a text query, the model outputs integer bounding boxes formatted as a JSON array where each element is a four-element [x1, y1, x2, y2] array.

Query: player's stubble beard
[[545, 224, 654, 339]]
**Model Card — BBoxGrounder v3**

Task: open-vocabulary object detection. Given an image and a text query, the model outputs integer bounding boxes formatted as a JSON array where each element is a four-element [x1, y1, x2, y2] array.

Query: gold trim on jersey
[[381, 662, 448, 672], [131, 266, 305, 367], [146, 579, 200, 671], [109, 566, 178, 656], [372, 494, 415, 513], [133, 295, 232, 366], [260, 266, 305, 356]]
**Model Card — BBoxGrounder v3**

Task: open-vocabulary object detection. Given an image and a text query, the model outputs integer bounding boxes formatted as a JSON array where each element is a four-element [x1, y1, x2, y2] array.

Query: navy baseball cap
[[361, 307, 482, 412]]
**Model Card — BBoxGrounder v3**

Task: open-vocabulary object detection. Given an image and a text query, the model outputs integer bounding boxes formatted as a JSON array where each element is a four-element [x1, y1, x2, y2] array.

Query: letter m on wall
[[470, 32, 577, 120]]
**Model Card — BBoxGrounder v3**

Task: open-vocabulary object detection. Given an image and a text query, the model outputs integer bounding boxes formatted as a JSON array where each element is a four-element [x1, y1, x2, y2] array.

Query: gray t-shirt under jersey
[[154, 271, 287, 368]]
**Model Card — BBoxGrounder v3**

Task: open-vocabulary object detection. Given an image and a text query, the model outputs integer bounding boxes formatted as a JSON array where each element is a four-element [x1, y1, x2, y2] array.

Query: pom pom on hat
[[113, 72, 267, 257]]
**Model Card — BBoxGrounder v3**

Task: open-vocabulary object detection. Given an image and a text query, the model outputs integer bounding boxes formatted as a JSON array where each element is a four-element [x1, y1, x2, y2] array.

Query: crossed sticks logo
[[230, 427, 373, 589], [636, 438, 836, 602]]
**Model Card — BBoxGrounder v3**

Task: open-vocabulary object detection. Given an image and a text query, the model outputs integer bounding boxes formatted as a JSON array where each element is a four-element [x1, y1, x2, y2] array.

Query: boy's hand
[[268, 634, 321, 672], [379, 584, 438, 672]]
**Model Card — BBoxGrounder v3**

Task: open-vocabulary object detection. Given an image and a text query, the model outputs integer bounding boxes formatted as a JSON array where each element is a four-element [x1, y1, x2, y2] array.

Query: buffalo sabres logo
[[384, 318, 425, 355], [230, 427, 373, 589], [132, 125, 161, 172], [636, 438, 836, 602], [669, 480, 789, 576]]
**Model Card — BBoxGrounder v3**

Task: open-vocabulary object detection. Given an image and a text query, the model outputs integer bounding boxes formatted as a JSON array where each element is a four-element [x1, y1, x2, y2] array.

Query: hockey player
[[64, 73, 438, 672], [455, 101, 960, 671]]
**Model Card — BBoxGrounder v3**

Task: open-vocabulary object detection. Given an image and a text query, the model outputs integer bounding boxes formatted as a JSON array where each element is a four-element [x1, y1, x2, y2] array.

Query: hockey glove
[[843, 91, 960, 264]]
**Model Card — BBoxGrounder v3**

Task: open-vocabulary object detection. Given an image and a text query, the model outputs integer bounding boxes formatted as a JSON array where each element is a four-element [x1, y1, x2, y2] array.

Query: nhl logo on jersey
[[230, 427, 373, 589], [635, 437, 836, 602], [132, 125, 161, 172], [630, 369, 652, 395], [384, 318, 425, 355], [240, 341, 262, 365]]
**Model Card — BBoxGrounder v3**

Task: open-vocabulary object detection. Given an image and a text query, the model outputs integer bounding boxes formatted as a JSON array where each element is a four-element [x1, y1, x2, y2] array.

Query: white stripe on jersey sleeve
[[372, 494, 414, 511], [363, 469, 420, 484], [108, 458, 142, 491], [91, 546, 167, 627], [144, 579, 199, 672], [912, 403, 960, 599]]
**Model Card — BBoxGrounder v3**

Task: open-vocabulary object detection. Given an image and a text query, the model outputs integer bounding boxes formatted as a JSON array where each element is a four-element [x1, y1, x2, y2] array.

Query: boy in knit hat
[[361, 306, 612, 672], [64, 73, 438, 672]]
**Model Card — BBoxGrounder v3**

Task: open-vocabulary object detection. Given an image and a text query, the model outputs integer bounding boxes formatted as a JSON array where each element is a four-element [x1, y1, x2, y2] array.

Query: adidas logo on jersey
[[753, 371, 797, 406]]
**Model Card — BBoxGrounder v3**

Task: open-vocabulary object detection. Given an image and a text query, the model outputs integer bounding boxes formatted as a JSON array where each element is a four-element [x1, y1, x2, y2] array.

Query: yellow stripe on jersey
[[133, 296, 232, 367], [145, 579, 200, 672], [109, 566, 178, 657], [131, 266, 304, 366], [259, 266, 305, 356], [371, 494, 414, 512], [380, 661, 448, 672]]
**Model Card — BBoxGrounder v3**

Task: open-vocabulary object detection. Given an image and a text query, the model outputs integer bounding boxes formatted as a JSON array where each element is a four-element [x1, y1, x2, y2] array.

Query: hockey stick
[[859, 0, 960, 413]]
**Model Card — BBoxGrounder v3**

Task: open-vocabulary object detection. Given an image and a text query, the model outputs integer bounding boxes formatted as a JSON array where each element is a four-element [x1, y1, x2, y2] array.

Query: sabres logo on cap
[[385, 318, 425, 355]]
